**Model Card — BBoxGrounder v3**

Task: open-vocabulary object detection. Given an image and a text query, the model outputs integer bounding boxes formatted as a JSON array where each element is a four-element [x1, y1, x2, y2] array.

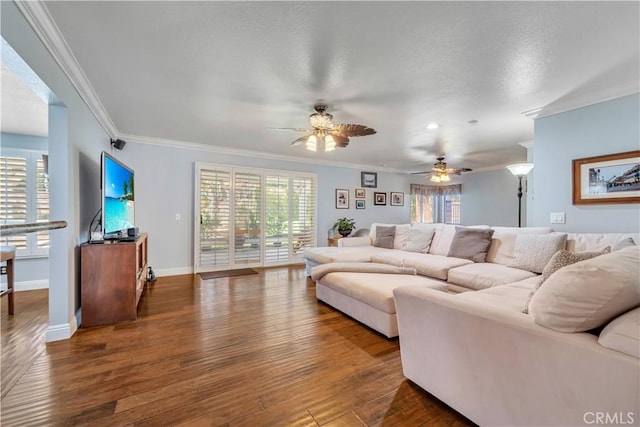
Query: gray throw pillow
[[374, 225, 396, 249], [447, 227, 495, 263]]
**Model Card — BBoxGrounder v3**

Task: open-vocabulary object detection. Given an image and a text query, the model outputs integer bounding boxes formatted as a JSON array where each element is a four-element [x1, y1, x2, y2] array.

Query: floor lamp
[[506, 163, 534, 227]]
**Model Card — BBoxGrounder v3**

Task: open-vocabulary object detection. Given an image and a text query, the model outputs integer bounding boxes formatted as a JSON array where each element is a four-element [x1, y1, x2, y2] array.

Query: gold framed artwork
[[355, 188, 365, 199], [572, 150, 640, 205]]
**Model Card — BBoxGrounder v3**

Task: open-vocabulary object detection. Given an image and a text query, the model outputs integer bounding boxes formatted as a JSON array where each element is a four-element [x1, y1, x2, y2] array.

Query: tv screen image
[[101, 152, 135, 238]]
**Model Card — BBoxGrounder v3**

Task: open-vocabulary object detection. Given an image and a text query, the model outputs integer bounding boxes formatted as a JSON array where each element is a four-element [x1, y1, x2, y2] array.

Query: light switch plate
[[550, 212, 565, 224]]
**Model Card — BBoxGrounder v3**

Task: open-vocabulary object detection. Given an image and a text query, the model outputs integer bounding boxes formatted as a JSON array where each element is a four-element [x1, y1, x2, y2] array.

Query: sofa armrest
[[338, 236, 372, 247], [393, 285, 640, 427]]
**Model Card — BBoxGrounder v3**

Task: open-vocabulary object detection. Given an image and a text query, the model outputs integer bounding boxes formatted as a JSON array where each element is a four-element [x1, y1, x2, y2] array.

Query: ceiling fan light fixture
[[325, 135, 336, 152], [430, 175, 441, 183], [306, 134, 317, 152], [440, 174, 451, 182], [427, 123, 439, 130]]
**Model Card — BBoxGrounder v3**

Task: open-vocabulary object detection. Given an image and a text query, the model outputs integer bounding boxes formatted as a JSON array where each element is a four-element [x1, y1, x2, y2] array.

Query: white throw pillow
[[394, 224, 411, 249], [508, 233, 567, 273], [403, 228, 435, 253], [529, 246, 640, 333]]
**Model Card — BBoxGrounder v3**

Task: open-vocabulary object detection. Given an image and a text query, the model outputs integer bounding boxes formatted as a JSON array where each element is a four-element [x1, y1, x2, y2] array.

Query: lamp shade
[[506, 163, 534, 176]]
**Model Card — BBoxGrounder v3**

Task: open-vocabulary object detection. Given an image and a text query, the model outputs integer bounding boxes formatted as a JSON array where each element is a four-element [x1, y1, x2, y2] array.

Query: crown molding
[[14, 0, 118, 137], [119, 132, 410, 174], [518, 141, 534, 149]]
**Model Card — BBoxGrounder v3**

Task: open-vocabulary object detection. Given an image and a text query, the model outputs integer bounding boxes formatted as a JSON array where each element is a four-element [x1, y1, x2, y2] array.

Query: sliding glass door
[[195, 164, 316, 272]]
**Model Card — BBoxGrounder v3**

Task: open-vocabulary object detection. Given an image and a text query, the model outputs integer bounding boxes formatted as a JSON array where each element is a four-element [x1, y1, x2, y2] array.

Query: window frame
[[0, 147, 49, 258]]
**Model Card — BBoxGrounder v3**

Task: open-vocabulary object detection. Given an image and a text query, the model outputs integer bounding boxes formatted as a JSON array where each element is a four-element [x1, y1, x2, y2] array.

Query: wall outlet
[[550, 212, 565, 224]]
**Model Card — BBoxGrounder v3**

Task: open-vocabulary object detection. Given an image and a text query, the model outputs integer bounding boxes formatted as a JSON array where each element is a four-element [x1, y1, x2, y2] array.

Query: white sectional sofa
[[304, 223, 640, 426]]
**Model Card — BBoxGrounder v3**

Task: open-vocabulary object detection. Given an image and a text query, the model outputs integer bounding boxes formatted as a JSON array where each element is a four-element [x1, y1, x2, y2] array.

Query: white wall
[[533, 93, 640, 232], [0, 133, 49, 288], [115, 142, 411, 276]]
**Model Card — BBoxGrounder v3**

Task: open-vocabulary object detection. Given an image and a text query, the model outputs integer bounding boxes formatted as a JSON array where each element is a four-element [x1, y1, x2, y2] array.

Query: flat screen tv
[[101, 151, 135, 239]]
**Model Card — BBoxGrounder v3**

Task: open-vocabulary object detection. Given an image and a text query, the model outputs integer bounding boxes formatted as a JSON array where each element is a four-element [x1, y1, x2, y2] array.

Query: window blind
[[199, 169, 231, 269]]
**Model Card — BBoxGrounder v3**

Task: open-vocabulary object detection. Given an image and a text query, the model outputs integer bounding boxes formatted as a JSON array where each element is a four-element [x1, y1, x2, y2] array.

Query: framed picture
[[361, 171, 378, 188], [356, 200, 365, 209], [335, 189, 349, 209], [572, 150, 640, 205], [390, 192, 404, 206], [374, 192, 386, 205], [355, 188, 365, 199]]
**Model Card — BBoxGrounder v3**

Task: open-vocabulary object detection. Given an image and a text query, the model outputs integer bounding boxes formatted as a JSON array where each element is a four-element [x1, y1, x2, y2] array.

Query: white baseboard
[[154, 266, 193, 277], [45, 313, 78, 342], [15, 279, 49, 292]]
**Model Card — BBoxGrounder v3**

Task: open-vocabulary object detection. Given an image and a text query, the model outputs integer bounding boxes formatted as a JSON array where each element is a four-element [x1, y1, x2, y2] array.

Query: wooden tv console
[[80, 233, 148, 327]]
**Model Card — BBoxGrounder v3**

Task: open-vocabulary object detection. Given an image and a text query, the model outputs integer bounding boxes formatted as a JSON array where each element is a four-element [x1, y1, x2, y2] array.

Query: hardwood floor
[[1, 267, 474, 426]]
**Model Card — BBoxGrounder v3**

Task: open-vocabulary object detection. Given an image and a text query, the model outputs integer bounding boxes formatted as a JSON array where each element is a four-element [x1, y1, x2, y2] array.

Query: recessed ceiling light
[[426, 123, 439, 130]]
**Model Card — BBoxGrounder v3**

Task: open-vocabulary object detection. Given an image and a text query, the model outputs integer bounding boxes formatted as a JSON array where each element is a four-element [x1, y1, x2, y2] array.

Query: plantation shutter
[[199, 168, 231, 269], [195, 164, 316, 272], [291, 175, 316, 261], [36, 158, 50, 248], [233, 171, 262, 265], [264, 174, 290, 264], [0, 156, 28, 250]]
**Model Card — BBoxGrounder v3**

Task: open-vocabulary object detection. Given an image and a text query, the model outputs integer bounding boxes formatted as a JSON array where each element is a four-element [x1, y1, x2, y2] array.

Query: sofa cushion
[[319, 272, 447, 314], [447, 263, 538, 290], [401, 253, 473, 280], [403, 227, 435, 253], [598, 307, 640, 358], [447, 227, 495, 263], [455, 280, 535, 312], [303, 246, 391, 264], [394, 224, 411, 249], [369, 223, 409, 242], [374, 225, 396, 249], [529, 246, 640, 333], [427, 224, 491, 256], [371, 251, 406, 267], [508, 233, 567, 273], [613, 237, 636, 251], [485, 226, 554, 266], [566, 232, 639, 253], [522, 247, 611, 314]]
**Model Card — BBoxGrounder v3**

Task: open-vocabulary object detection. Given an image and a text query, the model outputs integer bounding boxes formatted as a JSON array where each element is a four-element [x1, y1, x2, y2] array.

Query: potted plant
[[333, 217, 356, 237]]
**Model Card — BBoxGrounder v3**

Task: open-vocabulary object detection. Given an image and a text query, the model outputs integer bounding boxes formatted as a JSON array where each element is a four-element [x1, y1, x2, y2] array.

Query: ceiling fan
[[272, 104, 376, 152], [412, 156, 473, 183]]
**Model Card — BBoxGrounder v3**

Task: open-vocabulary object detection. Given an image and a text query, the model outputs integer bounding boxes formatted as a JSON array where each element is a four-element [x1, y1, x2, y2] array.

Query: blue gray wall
[[533, 93, 640, 232]]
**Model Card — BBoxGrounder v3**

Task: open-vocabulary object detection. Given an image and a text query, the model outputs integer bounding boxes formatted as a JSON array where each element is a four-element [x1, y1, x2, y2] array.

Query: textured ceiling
[[30, 2, 640, 170]]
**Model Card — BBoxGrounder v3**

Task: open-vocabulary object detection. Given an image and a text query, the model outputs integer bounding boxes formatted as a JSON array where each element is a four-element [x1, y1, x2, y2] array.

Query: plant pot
[[338, 229, 352, 237]]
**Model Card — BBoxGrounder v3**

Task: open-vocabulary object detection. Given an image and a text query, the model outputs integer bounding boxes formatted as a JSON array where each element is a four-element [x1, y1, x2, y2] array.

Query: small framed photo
[[374, 192, 386, 205], [361, 171, 378, 188], [391, 192, 404, 206], [356, 200, 365, 209], [336, 189, 349, 209], [355, 188, 365, 199]]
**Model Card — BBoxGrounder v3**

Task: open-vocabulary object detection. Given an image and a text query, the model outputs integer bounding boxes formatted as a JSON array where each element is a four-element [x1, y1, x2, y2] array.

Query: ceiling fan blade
[[290, 134, 311, 146], [267, 127, 311, 132], [411, 171, 434, 175], [329, 133, 349, 147], [333, 123, 377, 137]]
